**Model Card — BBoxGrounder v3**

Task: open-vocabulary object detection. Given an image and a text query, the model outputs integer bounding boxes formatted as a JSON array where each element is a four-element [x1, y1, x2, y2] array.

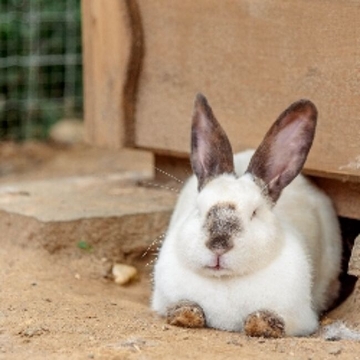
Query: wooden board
[[134, 0, 360, 181], [81, 0, 140, 148], [314, 178, 360, 220]]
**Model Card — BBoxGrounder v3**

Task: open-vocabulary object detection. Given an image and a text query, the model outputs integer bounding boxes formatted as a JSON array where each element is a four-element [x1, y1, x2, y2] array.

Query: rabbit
[[151, 93, 342, 338]]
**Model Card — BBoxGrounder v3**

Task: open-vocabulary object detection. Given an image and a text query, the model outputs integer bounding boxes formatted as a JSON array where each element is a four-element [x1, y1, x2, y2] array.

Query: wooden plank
[[314, 178, 360, 220], [135, 0, 360, 180], [81, 0, 140, 148]]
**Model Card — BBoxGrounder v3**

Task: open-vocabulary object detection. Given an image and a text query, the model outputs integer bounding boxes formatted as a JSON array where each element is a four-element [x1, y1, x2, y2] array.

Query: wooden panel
[[313, 178, 360, 220], [81, 0, 141, 148], [135, 0, 360, 180]]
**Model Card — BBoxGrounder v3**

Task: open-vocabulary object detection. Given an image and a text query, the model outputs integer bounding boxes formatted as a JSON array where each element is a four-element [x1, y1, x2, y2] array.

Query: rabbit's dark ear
[[247, 99, 317, 202], [191, 93, 235, 191]]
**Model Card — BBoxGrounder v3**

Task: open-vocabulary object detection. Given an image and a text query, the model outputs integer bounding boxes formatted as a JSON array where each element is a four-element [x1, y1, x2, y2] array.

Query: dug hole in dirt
[[1, 142, 360, 360]]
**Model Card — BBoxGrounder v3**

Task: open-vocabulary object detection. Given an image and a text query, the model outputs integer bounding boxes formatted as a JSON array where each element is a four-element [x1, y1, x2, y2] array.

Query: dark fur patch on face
[[204, 202, 241, 253]]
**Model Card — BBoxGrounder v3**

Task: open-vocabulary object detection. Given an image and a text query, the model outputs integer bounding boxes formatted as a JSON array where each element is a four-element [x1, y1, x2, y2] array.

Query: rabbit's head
[[175, 94, 317, 278]]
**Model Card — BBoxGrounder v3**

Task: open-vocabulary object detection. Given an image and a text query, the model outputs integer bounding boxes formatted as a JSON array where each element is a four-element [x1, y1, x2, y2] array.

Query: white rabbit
[[151, 94, 342, 337]]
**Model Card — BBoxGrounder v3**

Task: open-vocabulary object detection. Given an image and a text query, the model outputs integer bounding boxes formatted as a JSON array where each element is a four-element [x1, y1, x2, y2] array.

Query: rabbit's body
[[152, 95, 342, 337], [234, 151, 341, 314]]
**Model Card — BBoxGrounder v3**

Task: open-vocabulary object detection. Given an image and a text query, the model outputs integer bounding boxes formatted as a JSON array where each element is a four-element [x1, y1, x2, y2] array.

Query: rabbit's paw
[[244, 310, 285, 338], [166, 300, 206, 328]]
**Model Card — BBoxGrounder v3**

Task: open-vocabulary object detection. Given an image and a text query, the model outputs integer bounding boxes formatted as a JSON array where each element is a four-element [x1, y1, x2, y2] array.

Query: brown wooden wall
[[82, 0, 360, 219]]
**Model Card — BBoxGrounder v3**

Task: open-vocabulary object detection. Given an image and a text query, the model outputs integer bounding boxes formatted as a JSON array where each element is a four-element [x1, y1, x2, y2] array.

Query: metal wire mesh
[[0, 0, 82, 140]]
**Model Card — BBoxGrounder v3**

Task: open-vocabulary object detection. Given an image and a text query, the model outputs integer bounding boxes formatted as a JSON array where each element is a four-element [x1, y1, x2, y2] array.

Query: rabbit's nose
[[206, 235, 234, 254]]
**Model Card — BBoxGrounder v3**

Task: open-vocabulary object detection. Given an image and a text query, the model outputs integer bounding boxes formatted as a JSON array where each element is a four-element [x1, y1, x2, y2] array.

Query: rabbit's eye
[[251, 209, 258, 220]]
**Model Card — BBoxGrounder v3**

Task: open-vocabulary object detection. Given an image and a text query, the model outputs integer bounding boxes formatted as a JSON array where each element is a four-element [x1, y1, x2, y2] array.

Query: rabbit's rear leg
[[244, 310, 285, 338], [166, 300, 206, 328]]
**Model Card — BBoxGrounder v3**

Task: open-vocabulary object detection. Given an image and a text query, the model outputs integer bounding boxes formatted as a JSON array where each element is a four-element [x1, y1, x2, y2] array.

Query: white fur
[[152, 150, 342, 336], [320, 321, 360, 341]]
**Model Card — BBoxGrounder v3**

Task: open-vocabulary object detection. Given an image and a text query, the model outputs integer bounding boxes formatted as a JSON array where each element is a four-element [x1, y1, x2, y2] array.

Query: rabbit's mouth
[[207, 264, 223, 271], [205, 255, 230, 273]]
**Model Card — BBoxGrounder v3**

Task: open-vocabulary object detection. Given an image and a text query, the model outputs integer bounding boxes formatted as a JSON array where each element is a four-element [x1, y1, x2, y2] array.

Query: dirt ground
[[1, 142, 360, 360]]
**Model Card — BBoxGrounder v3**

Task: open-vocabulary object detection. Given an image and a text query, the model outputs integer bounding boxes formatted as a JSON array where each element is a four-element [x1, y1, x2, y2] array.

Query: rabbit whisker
[[155, 167, 184, 184], [142, 233, 166, 258], [144, 182, 180, 194]]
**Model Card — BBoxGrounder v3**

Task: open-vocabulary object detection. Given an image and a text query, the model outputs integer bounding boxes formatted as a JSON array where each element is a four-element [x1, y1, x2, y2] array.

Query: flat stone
[[0, 147, 177, 259], [0, 174, 174, 222], [349, 235, 360, 277]]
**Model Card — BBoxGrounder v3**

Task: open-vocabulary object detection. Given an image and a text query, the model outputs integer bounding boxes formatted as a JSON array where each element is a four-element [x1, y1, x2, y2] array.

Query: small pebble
[[112, 264, 138, 285], [328, 345, 342, 356], [226, 339, 242, 346], [49, 118, 84, 144]]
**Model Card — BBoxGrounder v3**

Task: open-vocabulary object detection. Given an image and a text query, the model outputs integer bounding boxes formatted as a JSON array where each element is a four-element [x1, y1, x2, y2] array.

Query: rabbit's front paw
[[244, 310, 285, 338], [166, 300, 206, 328]]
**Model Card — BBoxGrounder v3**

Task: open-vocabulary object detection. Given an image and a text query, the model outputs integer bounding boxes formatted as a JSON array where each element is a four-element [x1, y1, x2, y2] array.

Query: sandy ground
[[1, 142, 360, 360]]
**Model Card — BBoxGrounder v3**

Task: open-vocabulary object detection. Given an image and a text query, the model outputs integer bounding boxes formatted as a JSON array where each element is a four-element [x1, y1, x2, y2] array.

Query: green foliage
[[0, 0, 83, 140], [77, 240, 93, 252]]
